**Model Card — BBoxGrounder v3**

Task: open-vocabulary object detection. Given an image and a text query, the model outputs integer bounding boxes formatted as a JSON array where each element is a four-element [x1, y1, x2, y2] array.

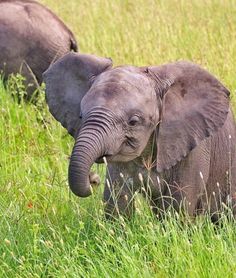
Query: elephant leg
[[232, 161, 236, 218], [20, 62, 40, 101], [103, 164, 136, 219], [206, 130, 236, 222], [152, 140, 211, 218], [7, 62, 40, 102]]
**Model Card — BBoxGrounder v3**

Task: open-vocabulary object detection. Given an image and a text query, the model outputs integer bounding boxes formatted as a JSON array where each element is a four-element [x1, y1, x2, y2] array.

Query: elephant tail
[[70, 38, 78, 52]]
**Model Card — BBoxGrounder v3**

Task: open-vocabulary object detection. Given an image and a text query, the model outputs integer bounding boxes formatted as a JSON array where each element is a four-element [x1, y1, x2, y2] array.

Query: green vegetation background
[[0, 0, 235, 277]]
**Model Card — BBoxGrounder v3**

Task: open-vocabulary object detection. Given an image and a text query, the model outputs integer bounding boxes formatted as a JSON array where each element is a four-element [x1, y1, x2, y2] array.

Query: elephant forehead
[[93, 67, 151, 90], [82, 70, 156, 115]]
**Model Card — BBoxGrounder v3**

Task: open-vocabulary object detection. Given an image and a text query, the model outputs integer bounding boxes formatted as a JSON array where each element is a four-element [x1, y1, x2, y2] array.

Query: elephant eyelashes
[[128, 115, 140, 126]]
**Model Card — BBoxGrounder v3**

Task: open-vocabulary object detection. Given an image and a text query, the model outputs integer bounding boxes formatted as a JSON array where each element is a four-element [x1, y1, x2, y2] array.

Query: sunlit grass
[[0, 0, 236, 276]]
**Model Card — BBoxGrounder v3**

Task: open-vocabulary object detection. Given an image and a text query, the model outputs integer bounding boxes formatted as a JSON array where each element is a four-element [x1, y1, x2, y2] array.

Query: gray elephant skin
[[43, 53, 236, 221], [0, 0, 77, 99]]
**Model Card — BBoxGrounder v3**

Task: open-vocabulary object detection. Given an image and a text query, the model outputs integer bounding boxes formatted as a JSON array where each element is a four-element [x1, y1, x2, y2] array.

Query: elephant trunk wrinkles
[[68, 126, 106, 197]]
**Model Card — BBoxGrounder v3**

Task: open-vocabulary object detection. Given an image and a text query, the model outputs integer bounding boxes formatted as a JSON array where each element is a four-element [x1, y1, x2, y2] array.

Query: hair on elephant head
[[43, 53, 236, 220]]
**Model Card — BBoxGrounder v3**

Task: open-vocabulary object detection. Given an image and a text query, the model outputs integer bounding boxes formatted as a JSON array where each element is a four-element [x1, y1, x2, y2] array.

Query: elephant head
[[43, 53, 229, 198]]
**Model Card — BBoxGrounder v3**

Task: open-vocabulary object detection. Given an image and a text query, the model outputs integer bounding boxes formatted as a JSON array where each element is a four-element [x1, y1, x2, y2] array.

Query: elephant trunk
[[68, 126, 106, 197]]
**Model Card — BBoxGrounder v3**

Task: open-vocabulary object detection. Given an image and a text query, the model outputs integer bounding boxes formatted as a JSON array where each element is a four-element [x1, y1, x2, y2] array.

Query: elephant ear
[[43, 53, 112, 137], [147, 61, 230, 172]]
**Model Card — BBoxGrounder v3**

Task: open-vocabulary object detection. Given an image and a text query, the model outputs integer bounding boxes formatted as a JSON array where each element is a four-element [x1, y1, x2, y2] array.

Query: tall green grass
[[0, 0, 236, 277]]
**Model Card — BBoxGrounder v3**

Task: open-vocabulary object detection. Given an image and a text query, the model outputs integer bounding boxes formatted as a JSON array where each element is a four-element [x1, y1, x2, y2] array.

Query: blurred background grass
[[0, 0, 235, 277], [42, 0, 236, 104]]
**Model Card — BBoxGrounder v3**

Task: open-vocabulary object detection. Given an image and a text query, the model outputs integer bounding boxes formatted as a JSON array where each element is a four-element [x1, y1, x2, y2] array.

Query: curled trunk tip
[[68, 131, 105, 197]]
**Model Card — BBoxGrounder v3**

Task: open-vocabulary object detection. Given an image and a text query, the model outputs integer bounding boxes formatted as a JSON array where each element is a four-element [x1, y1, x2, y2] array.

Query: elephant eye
[[128, 115, 140, 126]]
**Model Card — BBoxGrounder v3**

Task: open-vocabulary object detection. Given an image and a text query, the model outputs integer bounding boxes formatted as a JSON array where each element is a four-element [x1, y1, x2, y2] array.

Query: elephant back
[[0, 0, 78, 98]]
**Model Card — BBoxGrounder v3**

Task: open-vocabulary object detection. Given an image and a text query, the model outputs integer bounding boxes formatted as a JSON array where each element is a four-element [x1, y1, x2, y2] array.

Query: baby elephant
[[0, 0, 77, 100], [44, 53, 236, 221]]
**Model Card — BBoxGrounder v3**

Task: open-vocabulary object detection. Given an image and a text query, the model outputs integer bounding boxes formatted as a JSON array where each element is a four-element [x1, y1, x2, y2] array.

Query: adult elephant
[[43, 53, 236, 221], [0, 0, 78, 99]]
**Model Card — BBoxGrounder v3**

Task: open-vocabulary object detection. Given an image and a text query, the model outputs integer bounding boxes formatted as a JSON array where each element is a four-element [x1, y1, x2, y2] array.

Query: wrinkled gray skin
[[44, 53, 236, 221], [0, 0, 77, 99]]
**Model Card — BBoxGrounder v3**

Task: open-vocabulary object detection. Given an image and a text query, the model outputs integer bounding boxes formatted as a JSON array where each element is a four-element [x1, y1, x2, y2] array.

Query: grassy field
[[0, 0, 236, 277]]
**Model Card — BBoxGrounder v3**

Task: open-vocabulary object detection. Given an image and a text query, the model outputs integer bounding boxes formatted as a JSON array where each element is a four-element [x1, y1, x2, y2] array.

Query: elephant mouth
[[95, 154, 112, 164]]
